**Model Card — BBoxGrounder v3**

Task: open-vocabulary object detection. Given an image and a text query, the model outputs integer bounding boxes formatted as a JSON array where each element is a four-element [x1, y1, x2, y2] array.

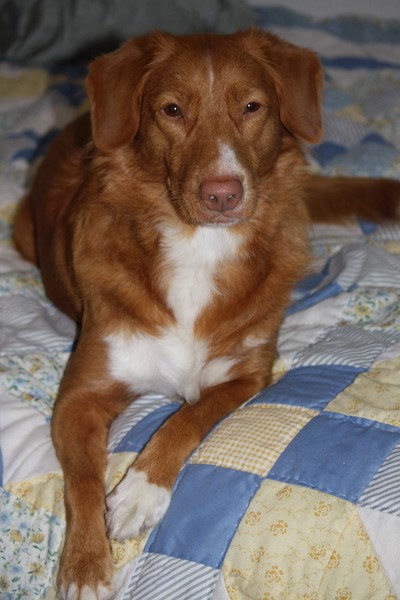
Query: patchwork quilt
[[1, 5, 400, 599]]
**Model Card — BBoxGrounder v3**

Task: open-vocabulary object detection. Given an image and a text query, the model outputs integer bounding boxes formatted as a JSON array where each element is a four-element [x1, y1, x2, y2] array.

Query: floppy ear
[[238, 30, 324, 144], [87, 37, 149, 152]]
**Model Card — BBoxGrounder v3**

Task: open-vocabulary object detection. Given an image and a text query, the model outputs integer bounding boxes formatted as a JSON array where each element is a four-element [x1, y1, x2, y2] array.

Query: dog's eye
[[163, 104, 184, 119], [244, 102, 261, 114]]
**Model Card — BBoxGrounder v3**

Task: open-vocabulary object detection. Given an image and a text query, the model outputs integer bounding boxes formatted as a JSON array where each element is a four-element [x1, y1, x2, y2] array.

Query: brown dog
[[13, 29, 400, 599]]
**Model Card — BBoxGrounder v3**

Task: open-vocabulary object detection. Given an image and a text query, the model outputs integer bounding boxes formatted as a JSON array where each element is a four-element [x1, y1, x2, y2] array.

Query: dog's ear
[[87, 38, 149, 152], [87, 33, 176, 152], [238, 30, 323, 144]]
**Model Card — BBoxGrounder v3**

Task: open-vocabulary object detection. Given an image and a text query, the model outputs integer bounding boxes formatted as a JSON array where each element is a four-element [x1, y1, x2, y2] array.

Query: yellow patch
[[222, 480, 395, 599]]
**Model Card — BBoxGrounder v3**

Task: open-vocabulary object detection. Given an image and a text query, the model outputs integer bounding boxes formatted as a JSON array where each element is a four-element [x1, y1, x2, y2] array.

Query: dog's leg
[[52, 342, 130, 600], [106, 377, 262, 540]]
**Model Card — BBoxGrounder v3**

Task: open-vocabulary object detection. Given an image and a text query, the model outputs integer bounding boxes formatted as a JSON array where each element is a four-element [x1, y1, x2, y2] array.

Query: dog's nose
[[200, 179, 243, 212]]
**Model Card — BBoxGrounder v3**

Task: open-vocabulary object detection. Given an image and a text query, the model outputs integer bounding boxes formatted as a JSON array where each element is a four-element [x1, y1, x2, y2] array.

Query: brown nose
[[200, 179, 243, 212]]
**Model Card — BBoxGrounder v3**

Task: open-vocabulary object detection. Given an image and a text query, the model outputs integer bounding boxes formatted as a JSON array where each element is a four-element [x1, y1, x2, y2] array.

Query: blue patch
[[313, 142, 348, 167], [322, 56, 400, 71], [254, 7, 400, 45], [146, 464, 261, 568], [49, 63, 88, 78], [251, 365, 364, 411], [287, 282, 342, 315], [50, 82, 87, 107], [358, 219, 378, 235], [362, 133, 394, 147], [294, 269, 329, 295], [323, 88, 352, 111], [269, 412, 400, 503], [113, 402, 181, 454], [254, 6, 312, 28], [321, 17, 400, 45], [326, 142, 399, 177], [11, 129, 59, 164]]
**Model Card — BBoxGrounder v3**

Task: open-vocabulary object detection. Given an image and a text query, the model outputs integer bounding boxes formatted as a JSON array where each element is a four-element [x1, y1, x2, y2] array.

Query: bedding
[[1, 5, 400, 599], [0, 0, 255, 64]]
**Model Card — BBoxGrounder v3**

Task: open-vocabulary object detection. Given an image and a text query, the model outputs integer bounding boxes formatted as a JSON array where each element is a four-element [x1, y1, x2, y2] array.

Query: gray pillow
[[0, 0, 257, 64]]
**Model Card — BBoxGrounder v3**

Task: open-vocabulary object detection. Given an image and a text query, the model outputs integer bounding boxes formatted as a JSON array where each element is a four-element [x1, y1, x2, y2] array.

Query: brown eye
[[244, 102, 261, 114], [163, 104, 183, 119]]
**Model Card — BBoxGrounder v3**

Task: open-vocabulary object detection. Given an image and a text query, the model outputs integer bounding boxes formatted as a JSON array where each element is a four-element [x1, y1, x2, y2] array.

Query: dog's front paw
[[57, 544, 114, 600], [106, 468, 171, 540], [58, 582, 113, 600]]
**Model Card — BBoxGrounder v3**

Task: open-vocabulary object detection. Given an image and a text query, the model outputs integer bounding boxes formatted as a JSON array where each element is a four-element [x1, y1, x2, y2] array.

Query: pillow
[[0, 0, 257, 64]]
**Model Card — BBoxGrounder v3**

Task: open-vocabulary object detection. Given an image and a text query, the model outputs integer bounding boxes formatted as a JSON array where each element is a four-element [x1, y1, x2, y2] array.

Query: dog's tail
[[304, 175, 400, 224]]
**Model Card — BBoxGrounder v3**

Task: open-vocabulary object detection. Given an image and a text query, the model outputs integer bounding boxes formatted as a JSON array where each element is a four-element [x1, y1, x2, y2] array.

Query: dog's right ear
[[87, 38, 149, 152], [236, 30, 323, 144]]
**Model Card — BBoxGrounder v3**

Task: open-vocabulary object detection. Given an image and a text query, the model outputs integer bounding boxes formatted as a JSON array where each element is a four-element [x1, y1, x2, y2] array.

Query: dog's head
[[87, 30, 323, 226]]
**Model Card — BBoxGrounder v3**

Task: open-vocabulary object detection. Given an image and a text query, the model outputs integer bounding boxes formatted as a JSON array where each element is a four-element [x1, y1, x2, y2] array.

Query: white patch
[[105, 326, 208, 402], [200, 356, 238, 389], [60, 582, 113, 600], [106, 226, 243, 402], [106, 469, 171, 540], [161, 225, 243, 329], [216, 143, 246, 180]]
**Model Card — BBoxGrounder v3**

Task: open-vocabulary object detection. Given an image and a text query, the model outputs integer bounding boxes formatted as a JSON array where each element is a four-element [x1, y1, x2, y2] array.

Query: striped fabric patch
[[108, 394, 180, 451], [371, 222, 400, 242], [0, 295, 75, 355], [359, 443, 400, 516], [323, 113, 373, 147], [335, 244, 400, 290], [293, 325, 400, 369], [190, 404, 316, 476], [111, 402, 181, 454], [127, 553, 219, 600]]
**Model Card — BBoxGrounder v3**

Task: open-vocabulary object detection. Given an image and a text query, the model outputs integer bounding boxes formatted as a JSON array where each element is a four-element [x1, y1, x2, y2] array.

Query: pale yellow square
[[326, 356, 400, 427], [190, 403, 317, 476], [223, 479, 395, 600]]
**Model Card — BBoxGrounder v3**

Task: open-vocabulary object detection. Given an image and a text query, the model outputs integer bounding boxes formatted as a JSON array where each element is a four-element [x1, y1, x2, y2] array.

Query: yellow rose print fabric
[[223, 480, 396, 600]]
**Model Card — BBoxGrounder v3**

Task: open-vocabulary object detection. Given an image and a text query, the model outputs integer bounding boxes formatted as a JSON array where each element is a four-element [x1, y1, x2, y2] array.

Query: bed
[[1, 3, 400, 598]]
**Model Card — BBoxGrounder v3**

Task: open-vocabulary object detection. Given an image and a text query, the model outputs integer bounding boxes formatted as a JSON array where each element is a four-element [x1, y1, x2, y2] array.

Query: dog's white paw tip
[[59, 583, 113, 600], [106, 469, 171, 541]]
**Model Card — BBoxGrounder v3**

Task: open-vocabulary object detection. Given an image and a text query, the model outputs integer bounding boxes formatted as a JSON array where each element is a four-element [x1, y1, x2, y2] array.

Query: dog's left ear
[[87, 33, 175, 152], [87, 38, 148, 152], [238, 30, 324, 144]]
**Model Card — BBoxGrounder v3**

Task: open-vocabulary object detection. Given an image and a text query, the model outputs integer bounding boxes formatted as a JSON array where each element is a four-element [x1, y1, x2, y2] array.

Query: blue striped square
[[127, 553, 220, 600], [251, 365, 363, 410], [268, 412, 400, 503], [293, 326, 400, 369], [146, 464, 261, 569], [359, 442, 400, 515], [113, 403, 181, 453]]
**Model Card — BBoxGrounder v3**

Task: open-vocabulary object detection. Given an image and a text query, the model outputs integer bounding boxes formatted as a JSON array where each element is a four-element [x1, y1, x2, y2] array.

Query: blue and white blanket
[[1, 6, 400, 599]]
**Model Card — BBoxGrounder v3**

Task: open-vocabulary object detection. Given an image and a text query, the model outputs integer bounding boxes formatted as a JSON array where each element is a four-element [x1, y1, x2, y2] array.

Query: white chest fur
[[105, 226, 242, 402]]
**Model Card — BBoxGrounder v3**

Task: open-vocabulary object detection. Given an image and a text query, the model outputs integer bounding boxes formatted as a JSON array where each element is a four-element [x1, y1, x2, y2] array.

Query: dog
[[13, 29, 400, 599]]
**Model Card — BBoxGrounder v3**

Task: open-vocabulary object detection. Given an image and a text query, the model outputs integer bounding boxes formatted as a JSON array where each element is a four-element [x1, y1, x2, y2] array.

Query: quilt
[[1, 5, 400, 599]]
